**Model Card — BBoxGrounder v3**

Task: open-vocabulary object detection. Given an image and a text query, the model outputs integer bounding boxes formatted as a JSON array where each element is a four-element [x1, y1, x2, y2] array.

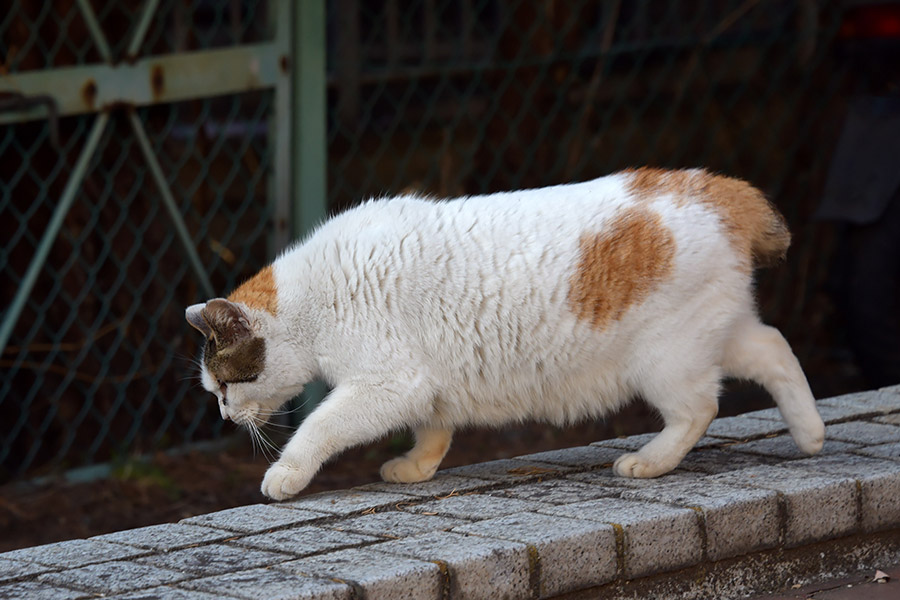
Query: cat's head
[[185, 299, 305, 427]]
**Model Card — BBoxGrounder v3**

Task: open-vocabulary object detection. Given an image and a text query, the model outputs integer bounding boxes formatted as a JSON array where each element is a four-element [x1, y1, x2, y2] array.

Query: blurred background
[[2, 0, 899, 549]]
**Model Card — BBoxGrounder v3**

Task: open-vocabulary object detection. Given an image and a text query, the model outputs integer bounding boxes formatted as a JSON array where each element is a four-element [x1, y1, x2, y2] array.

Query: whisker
[[246, 425, 258, 458], [269, 403, 308, 416], [247, 419, 277, 463]]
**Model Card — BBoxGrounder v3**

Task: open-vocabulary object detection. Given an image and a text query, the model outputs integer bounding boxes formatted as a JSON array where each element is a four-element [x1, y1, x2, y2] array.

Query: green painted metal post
[[293, 0, 327, 237], [293, 0, 329, 418]]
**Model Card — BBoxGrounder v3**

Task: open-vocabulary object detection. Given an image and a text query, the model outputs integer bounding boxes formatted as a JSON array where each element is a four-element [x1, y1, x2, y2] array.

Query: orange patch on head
[[623, 167, 790, 269], [228, 265, 278, 315], [569, 207, 676, 330]]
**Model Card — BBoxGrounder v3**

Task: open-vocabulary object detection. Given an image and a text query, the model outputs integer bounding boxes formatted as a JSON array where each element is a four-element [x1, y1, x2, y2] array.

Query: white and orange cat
[[186, 168, 825, 501]]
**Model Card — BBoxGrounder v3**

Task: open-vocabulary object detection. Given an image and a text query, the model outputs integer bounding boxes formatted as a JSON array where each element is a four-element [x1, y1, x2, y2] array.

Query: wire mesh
[[0, 0, 876, 481], [1, 1, 277, 481], [325, 0, 856, 379]]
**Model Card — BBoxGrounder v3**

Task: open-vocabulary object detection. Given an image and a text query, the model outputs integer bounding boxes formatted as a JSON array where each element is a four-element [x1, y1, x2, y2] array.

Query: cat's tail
[[748, 195, 791, 268]]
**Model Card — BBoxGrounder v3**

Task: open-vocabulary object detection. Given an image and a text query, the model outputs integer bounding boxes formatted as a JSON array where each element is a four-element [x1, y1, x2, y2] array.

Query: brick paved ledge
[[2, 385, 899, 600]]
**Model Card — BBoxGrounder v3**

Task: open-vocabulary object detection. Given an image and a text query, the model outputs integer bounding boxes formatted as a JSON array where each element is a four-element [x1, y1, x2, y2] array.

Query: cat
[[186, 167, 825, 501]]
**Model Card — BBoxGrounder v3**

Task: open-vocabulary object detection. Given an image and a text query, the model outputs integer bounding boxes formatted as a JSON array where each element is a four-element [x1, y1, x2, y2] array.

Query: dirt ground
[[0, 404, 666, 552]]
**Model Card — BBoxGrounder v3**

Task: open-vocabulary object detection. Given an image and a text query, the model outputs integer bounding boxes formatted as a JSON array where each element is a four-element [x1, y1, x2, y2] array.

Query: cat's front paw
[[261, 462, 312, 500], [380, 456, 437, 483], [613, 452, 669, 479]]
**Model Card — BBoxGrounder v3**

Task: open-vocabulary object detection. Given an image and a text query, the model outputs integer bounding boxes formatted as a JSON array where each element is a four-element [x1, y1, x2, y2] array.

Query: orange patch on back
[[623, 167, 790, 269], [569, 207, 676, 330], [228, 265, 278, 315]]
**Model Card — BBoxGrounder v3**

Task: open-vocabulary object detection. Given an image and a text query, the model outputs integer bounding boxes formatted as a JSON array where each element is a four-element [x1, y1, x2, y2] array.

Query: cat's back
[[291, 168, 769, 315]]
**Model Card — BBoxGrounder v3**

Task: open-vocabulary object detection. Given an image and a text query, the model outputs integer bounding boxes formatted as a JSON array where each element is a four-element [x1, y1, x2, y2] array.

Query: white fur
[[191, 172, 825, 500]]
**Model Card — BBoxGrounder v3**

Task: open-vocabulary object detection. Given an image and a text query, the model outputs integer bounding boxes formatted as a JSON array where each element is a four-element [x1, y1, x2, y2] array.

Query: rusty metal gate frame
[[0, 0, 327, 357]]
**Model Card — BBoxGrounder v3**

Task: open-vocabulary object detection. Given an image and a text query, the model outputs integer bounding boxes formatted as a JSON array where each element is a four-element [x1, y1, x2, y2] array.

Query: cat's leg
[[261, 378, 431, 500], [380, 426, 453, 483], [613, 368, 721, 478], [722, 317, 824, 455]]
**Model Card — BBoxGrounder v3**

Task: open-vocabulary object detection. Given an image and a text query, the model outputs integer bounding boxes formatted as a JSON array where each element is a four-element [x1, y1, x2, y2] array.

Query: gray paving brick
[[136, 543, 289, 577], [404, 492, 550, 519], [816, 391, 900, 418], [439, 458, 574, 482], [358, 473, 494, 497], [180, 567, 351, 600], [741, 407, 782, 421], [38, 561, 189, 595], [453, 511, 617, 597], [874, 414, 900, 426], [229, 525, 379, 556], [180, 503, 328, 533], [793, 453, 900, 531], [746, 403, 880, 425], [591, 433, 659, 451], [515, 444, 622, 468], [0, 580, 87, 600], [591, 434, 725, 452], [276, 547, 442, 600], [856, 441, 900, 460], [566, 468, 703, 492], [92, 523, 233, 551], [704, 415, 788, 439], [486, 477, 620, 504], [727, 435, 859, 460], [539, 497, 701, 578], [275, 490, 414, 516], [591, 431, 659, 450], [710, 465, 858, 546], [375, 531, 530, 600], [0, 538, 146, 568], [880, 383, 900, 396], [325, 510, 468, 538], [675, 447, 775, 474], [825, 421, 900, 445], [0, 557, 54, 583], [623, 480, 780, 561], [107, 586, 223, 599]]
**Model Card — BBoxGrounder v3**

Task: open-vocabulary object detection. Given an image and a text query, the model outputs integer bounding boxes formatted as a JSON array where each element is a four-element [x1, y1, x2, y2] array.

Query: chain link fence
[[1, 0, 876, 482], [324, 0, 866, 391], [1, 0, 287, 481]]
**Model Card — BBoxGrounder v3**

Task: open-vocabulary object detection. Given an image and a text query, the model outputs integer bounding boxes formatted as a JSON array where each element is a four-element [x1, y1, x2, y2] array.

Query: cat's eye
[[218, 380, 227, 403]]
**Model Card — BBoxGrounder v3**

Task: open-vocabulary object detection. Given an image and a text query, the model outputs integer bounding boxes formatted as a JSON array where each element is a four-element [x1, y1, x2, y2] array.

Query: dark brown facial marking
[[198, 299, 265, 383], [204, 336, 266, 383], [202, 299, 252, 347]]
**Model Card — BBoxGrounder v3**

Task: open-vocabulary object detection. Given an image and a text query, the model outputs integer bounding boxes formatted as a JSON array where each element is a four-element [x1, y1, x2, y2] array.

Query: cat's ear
[[201, 298, 253, 347], [185, 303, 212, 337]]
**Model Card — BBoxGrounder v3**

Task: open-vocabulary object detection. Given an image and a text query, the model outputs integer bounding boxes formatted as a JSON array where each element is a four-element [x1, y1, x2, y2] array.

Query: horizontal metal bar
[[0, 43, 283, 125]]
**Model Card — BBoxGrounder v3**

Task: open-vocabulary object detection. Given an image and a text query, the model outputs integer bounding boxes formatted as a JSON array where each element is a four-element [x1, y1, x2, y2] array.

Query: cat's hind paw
[[261, 461, 312, 500], [380, 456, 437, 483], [613, 453, 670, 479]]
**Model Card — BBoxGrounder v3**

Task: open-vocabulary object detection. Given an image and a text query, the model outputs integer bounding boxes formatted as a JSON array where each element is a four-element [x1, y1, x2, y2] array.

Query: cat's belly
[[433, 348, 632, 428]]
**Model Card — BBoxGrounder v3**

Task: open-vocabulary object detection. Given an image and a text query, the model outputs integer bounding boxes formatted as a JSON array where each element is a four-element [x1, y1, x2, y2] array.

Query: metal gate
[[0, 0, 325, 480]]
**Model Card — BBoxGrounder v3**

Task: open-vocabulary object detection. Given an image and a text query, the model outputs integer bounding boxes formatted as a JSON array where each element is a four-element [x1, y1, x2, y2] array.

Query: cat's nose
[[219, 404, 230, 420]]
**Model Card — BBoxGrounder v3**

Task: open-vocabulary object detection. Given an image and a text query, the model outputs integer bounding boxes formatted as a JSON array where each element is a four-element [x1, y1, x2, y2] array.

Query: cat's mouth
[[229, 403, 266, 428]]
